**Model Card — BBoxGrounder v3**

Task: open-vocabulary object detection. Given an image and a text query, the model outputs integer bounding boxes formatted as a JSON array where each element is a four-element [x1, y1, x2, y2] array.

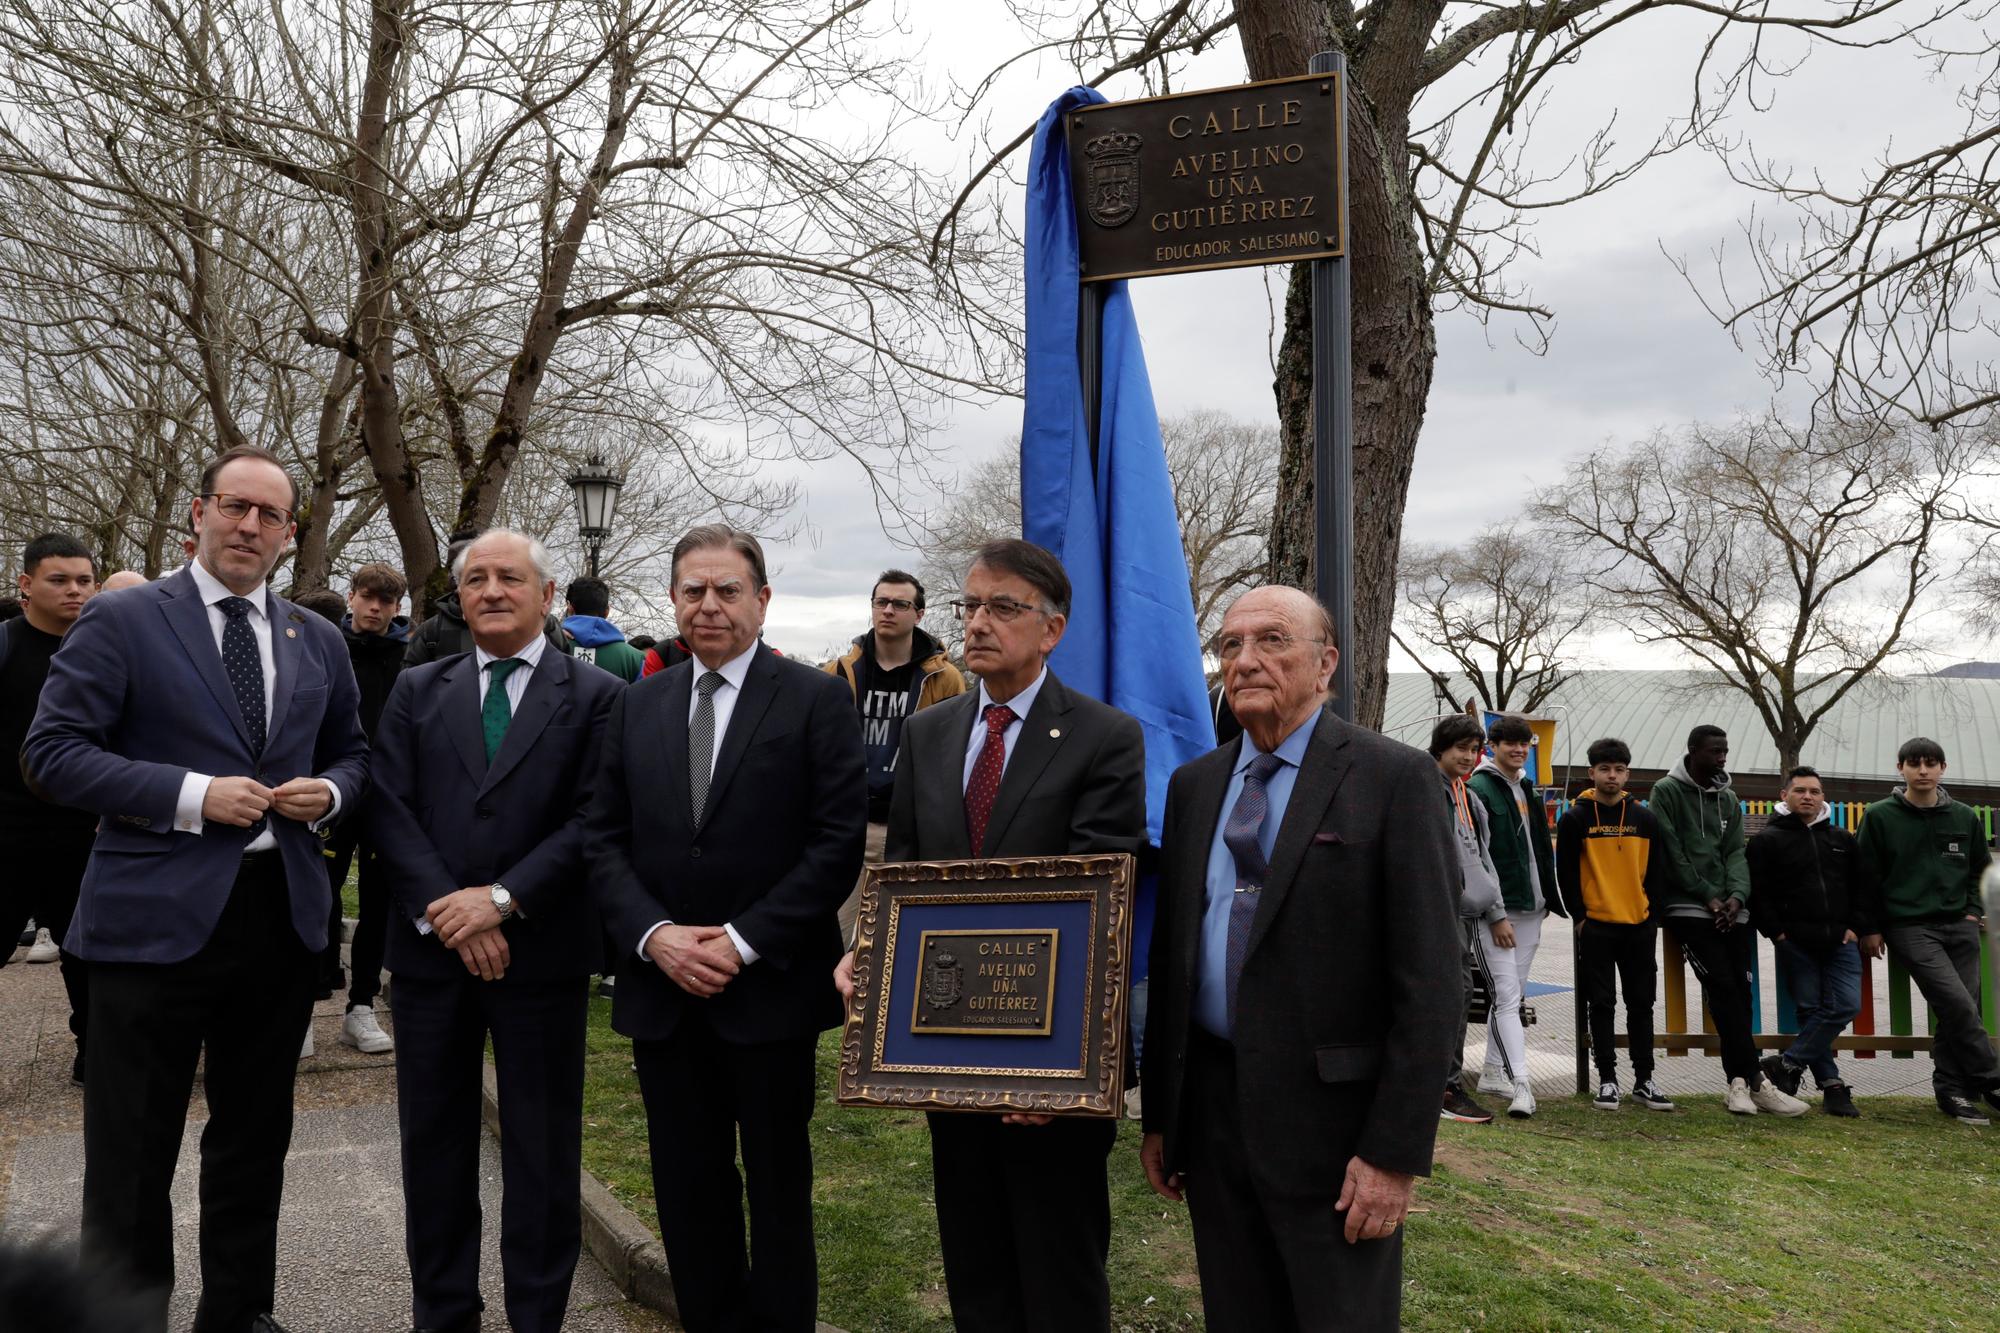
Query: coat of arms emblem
[[923, 949, 965, 1010], [1083, 131, 1142, 228]]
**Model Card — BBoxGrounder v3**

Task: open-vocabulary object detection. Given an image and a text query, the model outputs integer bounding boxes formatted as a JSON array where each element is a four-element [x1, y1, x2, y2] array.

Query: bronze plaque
[[1068, 72, 1344, 283], [911, 929, 1060, 1036]]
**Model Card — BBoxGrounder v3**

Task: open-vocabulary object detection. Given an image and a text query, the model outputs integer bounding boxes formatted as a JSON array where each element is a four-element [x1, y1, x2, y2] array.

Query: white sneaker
[[1123, 1086, 1143, 1121], [1750, 1077, 1809, 1117], [341, 1006, 394, 1055], [299, 1026, 315, 1060], [1507, 1079, 1537, 1119], [24, 928, 59, 963], [1725, 1077, 1756, 1114], [1477, 1068, 1514, 1096]]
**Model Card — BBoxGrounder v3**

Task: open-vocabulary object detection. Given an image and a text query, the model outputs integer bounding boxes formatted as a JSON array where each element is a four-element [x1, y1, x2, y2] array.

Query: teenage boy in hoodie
[[824, 570, 967, 939], [1747, 766, 1871, 1118], [1855, 737, 2000, 1125], [1555, 738, 1675, 1113], [1431, 714, 1506, 1125], [563, 576, 645, 682], [1650, 724, 1807, 1116], [317, 561, 412, 1056], [1467, 714, 1564, 1118]]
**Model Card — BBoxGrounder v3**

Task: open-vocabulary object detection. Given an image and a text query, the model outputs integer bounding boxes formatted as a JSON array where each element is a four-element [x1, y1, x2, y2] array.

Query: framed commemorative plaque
[[835, 853, 1135, 1117]]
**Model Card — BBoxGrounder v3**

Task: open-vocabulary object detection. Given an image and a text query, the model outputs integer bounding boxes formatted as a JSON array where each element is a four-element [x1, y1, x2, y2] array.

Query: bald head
[[100, 571, 147, 591], [1217, 585, 1339, 751]]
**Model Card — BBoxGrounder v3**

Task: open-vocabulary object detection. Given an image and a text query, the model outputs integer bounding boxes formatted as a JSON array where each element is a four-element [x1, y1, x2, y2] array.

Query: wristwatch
[[490, 883, 515, 920]]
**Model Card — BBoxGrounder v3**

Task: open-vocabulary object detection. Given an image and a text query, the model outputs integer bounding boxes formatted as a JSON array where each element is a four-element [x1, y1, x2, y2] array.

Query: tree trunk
[[1242, 2, 1439, 730]]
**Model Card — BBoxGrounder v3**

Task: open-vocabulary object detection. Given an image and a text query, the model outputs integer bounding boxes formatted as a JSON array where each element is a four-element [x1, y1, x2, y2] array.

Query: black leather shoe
[[409, 1316, 480, 1333], [247, 1316, 292, 1333]]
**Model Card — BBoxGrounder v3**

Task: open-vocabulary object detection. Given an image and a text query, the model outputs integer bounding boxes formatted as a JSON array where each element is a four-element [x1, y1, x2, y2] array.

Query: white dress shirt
[[172, 561, 341, 848], [960, 668, 1047, 791], [475, 630, 547, 715], [639, 641, 764, 966]]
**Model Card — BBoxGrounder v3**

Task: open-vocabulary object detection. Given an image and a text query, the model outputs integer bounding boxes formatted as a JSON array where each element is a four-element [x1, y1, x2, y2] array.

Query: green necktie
[[482, 657, 527, 762]]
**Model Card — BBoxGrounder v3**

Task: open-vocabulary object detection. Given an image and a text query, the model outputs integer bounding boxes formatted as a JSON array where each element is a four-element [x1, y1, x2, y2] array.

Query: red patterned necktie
[[963, 702, 1017, 853]]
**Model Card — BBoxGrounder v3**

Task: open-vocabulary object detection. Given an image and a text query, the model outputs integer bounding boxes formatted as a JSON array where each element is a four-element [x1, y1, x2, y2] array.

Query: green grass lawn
[[580, 994, 1999, 1332]]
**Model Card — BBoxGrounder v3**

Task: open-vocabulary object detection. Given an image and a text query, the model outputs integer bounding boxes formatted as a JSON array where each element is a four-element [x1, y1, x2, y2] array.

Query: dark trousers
[[632, 1022, 819, 1333], [927, 1111, 1117, 1332], [1182, 1031, 1403, 1333], [1674, 918, 1760, 1082], [0, 831, 91, 1052], [1776, 939, 1862, 1087], [320, 828, 387, 1010], [393, 972, 588, 1333], [1887, 920, 2000, 1097], [1445, 919, 1483, 1089], [82, 854, 314, 1333], [1579, 920, 1658, 1083]]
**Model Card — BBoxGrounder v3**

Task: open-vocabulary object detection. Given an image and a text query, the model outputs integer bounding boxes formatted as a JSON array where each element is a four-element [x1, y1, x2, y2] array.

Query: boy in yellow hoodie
[[1555, 739, 1676, 1112]]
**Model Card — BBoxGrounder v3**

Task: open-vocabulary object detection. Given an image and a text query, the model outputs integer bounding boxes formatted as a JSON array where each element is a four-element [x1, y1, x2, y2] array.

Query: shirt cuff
[[308, 779, 342, 832], [637, 920, 672, 958], [724, 923, 759, 967], [175, 772, 212, 834]]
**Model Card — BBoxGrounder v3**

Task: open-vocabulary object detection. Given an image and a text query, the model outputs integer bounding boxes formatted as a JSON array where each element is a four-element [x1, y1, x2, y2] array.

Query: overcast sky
[[683, 4, 1984, 668]]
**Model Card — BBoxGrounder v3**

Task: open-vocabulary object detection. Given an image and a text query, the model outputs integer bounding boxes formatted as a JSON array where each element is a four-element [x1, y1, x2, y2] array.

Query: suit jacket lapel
[[979, 673, 1074, 855], [159, 570, 254, 753], [1247, 708, 1352, 959], [657, 664, 694, 829], [261, 599, 306, 752], [698, 646, 777, 826], [926, 691, 979, 859], [481, 650, 567, 795], [442, 656, 488, 785]]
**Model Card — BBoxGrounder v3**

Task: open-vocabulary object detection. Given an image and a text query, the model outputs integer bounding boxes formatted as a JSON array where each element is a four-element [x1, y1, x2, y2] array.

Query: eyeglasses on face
[[871, 597, 917, 612], [950, 596, 1044, 623], [1212, 630, 1325, 662], [203, 492, 294, 530]]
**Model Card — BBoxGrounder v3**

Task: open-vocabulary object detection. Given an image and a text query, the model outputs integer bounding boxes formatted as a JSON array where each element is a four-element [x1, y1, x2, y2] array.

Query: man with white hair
[[368, 528, 623, 1333]]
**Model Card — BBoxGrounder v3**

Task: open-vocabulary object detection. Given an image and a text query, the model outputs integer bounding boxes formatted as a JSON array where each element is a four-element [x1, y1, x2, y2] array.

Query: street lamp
[[566, 454, 625, 578]]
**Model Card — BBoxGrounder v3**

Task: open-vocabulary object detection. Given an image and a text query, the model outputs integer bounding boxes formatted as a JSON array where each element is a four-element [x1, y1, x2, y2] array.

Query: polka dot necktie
[[216, 596, 266, 755], [963, 703, 1016, 853], [1222, 752, 1285, 1036], [689, 670, 724, 829]]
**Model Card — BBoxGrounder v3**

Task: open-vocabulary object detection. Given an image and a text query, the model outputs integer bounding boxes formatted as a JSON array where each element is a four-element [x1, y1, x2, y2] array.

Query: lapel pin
[[1049, 728, 1061, 738], [285, 627, 298, 638]]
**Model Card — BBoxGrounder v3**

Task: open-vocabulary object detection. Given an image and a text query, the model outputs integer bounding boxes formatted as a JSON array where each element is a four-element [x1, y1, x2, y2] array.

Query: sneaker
[[16, 921, 35, 948], [1981, 1084, 2000, 1118], [1123, 1086, 1143, 1121], [597, 975, 617, 998], [1821, 1081, 1859, 1118], [1725, 1077, 1756, 1115], [24, 928, 59, 963], [1476, 1068, 1514, 1096], [1750, 1077, 1809, 1117], [1759, 1053, 1802, 1097], [1938, 1094, 1991, 1126], [299, 1026, 315, 1061], [1592, 1080, 1621, 1111], [1442, 1087, 1494, 1124], [341, 1006, 394, 1055], [1632, 1079, 1676, 1112], [1507, 1079, 1537, 1119]]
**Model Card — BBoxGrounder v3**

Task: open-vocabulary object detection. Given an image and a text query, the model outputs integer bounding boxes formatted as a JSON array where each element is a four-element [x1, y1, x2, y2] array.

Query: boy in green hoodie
[[1649, 724, 1806, 1116], [1855, 737, 2000, 1125]]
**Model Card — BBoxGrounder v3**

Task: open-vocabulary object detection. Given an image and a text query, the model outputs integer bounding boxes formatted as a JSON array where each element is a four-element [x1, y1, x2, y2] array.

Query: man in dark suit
[[24, 445, 370, 1333], [834, 538, 1145, 1332], [588, 524, 865, 1333], [1140, 586, 1461, 1333], [368, 529, 622, 1333]]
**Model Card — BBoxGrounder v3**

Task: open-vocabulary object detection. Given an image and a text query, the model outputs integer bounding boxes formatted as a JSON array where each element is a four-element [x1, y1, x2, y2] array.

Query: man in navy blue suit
[[25, 445, 370, 1333], [368, 529, 621, 1333]]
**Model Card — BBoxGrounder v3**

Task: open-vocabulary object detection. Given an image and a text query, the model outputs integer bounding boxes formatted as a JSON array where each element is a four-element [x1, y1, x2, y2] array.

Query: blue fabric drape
[[1020, 87, 1218, 850]]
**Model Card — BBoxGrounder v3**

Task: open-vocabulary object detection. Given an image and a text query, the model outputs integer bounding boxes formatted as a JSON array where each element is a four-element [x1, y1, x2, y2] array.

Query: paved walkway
[[0, 945, 671, 1332]]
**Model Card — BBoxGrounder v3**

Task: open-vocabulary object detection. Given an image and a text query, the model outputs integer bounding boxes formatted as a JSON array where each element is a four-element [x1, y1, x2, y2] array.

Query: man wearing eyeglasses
[[25, 444, 370, 1333], [822, 569, 966, 940], [588, 524, 865, 1333], [833, 538, 1145, 1333], [1139, 586, 1461, 1333]]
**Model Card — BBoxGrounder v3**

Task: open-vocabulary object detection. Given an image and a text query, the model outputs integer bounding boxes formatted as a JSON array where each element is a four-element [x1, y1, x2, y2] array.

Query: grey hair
[[452, 528, 555, 586]]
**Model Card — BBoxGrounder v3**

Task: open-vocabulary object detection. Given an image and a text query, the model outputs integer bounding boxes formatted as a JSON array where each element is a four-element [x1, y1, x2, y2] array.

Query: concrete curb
[[478, 1063, 847, 1333]]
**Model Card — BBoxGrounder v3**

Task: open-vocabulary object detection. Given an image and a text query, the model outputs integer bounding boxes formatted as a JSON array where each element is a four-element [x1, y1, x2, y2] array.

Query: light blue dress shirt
[[1193, 717, 1316, 1040]]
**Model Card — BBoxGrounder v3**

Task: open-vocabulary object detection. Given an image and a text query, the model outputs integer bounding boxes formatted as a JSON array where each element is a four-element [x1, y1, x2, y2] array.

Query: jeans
[[1776, 938, 1861, 1088], [1481, 911, 1543, 1084], [1887, 920, 2000, 1098], [1446, 920, 1482, 1089], [1579, 920, 1657, 1084]]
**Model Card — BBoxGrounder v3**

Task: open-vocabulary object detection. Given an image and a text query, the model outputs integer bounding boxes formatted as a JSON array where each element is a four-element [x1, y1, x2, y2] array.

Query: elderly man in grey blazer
[[1140, 586, 1461, 1333]]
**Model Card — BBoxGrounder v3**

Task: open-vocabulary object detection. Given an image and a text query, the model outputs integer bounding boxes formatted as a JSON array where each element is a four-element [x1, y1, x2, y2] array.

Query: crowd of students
[[1431, 715, 2000, 1126]]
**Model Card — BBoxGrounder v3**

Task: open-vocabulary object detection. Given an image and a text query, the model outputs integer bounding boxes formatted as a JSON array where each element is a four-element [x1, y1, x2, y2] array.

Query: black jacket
[[1746, 809, 1877, 952], [341, 615, 409, 740]]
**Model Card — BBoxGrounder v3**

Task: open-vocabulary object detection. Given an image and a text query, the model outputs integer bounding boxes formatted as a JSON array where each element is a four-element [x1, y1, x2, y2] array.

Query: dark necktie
[[963, 702, 1016, 853], [1223, 752, 1285, 1035], [690, 670, 724, 829], [216, 596, 266, 754], [481, 657, 526, 762]]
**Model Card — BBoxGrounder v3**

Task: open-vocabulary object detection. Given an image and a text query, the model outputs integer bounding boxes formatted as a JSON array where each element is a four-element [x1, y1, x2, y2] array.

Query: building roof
[[1381, 670, 2000, 791]]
